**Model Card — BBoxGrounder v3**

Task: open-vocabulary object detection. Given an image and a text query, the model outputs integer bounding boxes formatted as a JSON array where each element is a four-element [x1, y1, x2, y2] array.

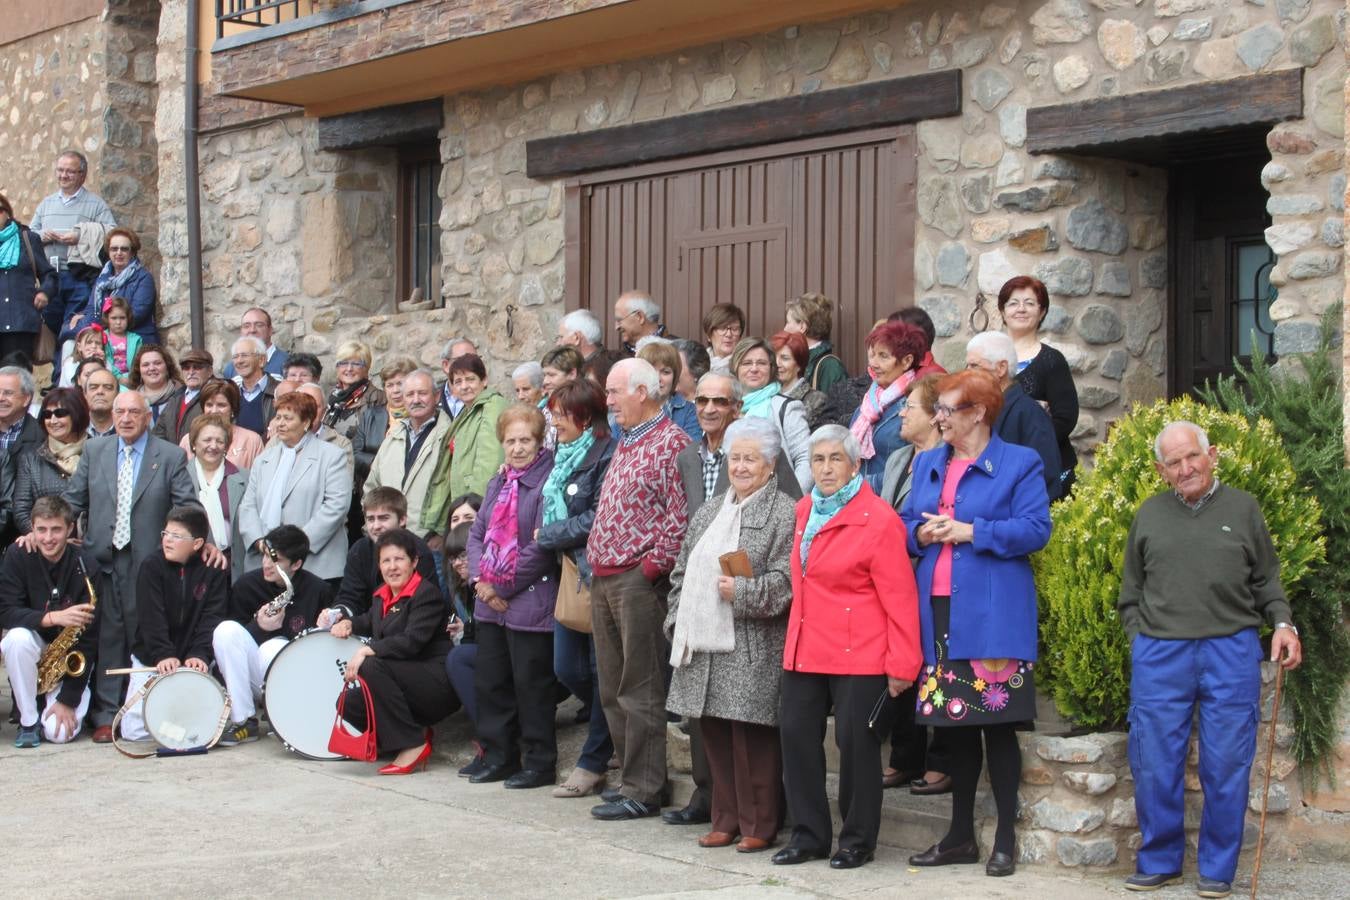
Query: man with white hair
[[230, 335, 281, 438], [438, 336, 478, 419], [0, 365, 43, 546], [965, 332, 1061, 501], [587, 358, 691, 821], [613, 290, 672, 355], [557, 309, 604, 361], [361, 370, 450, 536], [1118, 421, 1302, 898]]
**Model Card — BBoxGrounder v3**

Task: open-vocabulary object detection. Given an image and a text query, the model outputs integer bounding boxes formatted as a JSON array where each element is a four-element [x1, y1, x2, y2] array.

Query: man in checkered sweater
[[587, 358, 690, 821]]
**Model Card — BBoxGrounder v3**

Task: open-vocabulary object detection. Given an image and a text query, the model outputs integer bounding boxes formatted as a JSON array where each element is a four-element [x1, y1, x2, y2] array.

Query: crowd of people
[[0, 150, 1305, 893]]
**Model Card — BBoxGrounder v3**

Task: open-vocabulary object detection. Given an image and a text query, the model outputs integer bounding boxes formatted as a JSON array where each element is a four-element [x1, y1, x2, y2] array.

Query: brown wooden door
[[1170, 156, 1275, 396], [566, 127, 915, 371]]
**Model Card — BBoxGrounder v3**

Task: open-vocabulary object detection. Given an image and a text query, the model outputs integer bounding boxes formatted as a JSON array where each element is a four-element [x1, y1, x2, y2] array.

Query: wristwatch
[[1274, 622, 1299, 637]]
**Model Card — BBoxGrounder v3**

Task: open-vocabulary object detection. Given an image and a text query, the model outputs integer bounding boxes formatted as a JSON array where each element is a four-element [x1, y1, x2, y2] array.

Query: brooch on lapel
[[983, 459, 993, 473], [566, 484, 578, 496]]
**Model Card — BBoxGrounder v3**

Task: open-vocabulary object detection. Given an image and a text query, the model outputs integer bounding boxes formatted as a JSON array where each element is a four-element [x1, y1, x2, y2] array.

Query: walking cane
[[1250, 663, 1285, 900]]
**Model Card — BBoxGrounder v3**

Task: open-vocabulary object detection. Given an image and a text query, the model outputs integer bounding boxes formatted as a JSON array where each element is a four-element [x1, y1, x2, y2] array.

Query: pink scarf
[[479, 466, 528, 585], [850, 371, 915, 460]]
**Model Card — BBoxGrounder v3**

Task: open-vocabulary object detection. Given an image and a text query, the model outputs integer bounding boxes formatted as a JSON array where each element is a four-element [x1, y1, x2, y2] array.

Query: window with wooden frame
[[396, 145, 443, 308]]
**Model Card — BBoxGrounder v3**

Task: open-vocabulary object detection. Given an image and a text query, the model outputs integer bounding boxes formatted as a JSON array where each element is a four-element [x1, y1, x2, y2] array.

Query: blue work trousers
[[1128, 629, 1261, 884]]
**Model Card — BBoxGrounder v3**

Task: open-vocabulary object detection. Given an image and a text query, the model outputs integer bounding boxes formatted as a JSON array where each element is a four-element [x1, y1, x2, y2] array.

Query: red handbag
[[328, 677, 378, 761]]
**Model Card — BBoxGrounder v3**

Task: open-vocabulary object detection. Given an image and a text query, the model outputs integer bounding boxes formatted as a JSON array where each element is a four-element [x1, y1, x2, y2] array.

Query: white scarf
[[195, 458, 229, 549], [669, 482, 768, 667]]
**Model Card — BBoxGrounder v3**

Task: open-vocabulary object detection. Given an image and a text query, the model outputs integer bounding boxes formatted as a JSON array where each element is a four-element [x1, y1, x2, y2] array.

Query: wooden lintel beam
[[1026, 68, 1304, 156], [316, 99, 444, 152], [525, 70, 961, 179]]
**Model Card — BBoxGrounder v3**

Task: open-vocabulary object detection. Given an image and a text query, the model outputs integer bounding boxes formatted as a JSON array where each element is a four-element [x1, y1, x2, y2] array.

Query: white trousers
[[120, 655, 155, 741], [212, 621, 287, 723], [0, 628, 92, 742]]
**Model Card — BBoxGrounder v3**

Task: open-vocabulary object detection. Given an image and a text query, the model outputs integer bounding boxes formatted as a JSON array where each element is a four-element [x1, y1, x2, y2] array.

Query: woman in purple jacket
[[467, 404, 561, 790]]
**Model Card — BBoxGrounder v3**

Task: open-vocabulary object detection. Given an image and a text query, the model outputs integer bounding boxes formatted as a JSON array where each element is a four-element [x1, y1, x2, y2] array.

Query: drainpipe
[[185, 0, 205, 347]]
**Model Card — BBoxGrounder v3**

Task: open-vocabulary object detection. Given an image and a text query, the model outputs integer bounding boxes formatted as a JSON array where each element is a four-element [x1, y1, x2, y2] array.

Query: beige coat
[[663, 477, 796, 726], [362, 412, 452, 536]]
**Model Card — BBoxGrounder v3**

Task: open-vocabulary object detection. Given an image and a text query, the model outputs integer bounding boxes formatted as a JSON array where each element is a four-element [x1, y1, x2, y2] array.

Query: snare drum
[[142, 668, 231, 751], [263, 628, 368, 760]]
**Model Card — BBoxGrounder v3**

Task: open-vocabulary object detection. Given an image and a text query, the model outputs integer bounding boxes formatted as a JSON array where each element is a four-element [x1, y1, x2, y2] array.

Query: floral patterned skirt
[[915, 595, 1036, 728]]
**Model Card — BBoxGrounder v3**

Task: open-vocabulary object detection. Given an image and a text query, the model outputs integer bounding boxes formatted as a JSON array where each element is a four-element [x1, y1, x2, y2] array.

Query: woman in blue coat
[[901, 369, 1052, 878], [64, 227, 158, 345], [0, 194, 58, 361], [847, 321, 929, 492]]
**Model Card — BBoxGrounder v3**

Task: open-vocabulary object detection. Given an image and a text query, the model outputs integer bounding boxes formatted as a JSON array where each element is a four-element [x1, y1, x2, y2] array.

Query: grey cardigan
[[663, 477, 796, 727]]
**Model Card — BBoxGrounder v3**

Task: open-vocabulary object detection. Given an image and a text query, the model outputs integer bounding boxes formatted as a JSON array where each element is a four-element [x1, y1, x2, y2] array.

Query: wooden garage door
[[564, 126, 916, 371]]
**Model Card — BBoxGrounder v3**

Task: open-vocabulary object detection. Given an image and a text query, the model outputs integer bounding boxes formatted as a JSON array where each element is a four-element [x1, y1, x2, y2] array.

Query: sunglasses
[[39, 408, 72, 421], [694, 396, 733, 408]]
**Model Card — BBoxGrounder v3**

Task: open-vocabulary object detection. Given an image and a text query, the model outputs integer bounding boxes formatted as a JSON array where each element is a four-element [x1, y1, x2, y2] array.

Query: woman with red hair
[[900, 369, 1052, 877], [771, 331, 827, 429], [847, 321, 928, 492]]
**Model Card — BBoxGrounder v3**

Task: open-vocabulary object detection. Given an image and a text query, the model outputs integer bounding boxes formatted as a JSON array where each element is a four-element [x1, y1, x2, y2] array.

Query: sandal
[[552, 767, 606, 798]]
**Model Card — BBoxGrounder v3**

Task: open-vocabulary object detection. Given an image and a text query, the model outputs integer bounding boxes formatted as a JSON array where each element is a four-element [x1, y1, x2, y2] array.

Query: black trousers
[[475, 622, 559, 772], [887, 683, 951, 774], [779, 670, 886, 854], [343, 655, 457, 753]]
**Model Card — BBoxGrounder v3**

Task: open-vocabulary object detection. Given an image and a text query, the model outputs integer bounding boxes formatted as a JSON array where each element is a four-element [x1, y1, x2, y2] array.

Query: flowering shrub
[[1033, 395, 1325, 729]]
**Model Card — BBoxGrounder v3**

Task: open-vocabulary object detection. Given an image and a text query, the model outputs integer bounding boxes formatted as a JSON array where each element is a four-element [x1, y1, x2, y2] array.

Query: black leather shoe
[[468, 762, 520, 784], [910, 774, 953, 795], [503, 768, 556, 789], [601, 787, 624, 803], [1196, 878, 1231, 898], [1124, 872, 1183, 892], [458, 755, 488, 778], [590, 797, 661, 820], [908, 840, 980, 867], [771, 846, 829, 866], [986, 851, 1015, 877], [830, 848, 874, 869], [662, 804, 711, 825]]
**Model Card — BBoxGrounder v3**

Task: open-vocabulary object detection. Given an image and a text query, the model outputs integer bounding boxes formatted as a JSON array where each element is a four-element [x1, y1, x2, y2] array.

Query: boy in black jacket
[[0, 496, 101, 747], [326, 487, 438, 623], [120, 506, 229, 742], [212, 525, 333, 745]]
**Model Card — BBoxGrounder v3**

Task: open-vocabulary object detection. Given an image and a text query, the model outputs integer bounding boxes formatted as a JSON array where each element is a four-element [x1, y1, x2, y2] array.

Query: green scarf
[[0, 221, 20, 270], [741, 382, 781, 419], [541, 427, 596, 526], [800, 473, 863, 571]]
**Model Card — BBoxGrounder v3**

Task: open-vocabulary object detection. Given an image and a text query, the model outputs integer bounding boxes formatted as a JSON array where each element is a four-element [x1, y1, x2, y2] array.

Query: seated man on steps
[[213, 525, 334, 746]]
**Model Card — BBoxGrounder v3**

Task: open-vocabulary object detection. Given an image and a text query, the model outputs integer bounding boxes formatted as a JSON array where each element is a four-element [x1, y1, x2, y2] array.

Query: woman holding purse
[[535, 379, 617, 798], [0, 193, 58, 362]]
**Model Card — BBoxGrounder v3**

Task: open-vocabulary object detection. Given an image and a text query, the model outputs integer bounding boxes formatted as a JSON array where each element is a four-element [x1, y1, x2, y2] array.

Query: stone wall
[[102, 0, 161, 270]]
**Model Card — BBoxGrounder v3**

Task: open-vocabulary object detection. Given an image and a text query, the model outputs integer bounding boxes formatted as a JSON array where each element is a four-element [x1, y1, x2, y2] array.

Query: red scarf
[[374, 572, 422, 617]]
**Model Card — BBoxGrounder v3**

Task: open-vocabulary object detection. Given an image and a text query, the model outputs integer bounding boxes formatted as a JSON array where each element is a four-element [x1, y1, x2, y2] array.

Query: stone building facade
[[1, 0, 162, 269], [157, 0, 1344, 462]]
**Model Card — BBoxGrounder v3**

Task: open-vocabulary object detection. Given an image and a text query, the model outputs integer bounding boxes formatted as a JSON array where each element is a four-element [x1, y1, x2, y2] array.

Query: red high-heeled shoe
[[379, 739, 433, 776]]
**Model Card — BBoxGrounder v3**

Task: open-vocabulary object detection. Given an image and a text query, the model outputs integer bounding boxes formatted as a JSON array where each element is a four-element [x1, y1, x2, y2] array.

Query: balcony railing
[[216, 0, 304, 39]]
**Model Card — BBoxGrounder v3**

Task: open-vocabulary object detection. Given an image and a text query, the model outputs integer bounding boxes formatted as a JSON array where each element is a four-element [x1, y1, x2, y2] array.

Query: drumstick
[[104, 666, 158, 675]]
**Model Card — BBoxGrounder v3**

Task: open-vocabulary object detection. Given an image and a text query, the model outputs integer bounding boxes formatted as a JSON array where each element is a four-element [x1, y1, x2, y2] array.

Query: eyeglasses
[[713, 324, 741, 335], [39, 408, 72, 421], [934, 403, 975, 418], [1003, 298, 1041, 310], [694, 396, 733, 408], [108, 246, 133, 254], [335, 359, 367, 369], [614, 310, 639, 324], [160, 531, 194, 542]]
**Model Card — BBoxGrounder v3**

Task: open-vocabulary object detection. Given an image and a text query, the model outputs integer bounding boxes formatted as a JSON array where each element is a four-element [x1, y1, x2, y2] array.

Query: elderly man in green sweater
[[1118, 421, 1302, 899]]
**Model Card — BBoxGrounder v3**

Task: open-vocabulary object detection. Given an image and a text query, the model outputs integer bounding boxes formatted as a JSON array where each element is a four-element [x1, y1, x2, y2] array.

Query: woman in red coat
[[771, 424, 923, 870]]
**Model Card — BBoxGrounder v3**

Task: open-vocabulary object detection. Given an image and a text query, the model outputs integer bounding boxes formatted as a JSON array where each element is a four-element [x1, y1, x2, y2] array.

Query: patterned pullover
[[587, 414, 691, 581]]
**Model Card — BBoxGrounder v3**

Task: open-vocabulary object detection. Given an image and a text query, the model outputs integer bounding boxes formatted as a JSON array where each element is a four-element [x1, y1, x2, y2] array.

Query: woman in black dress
[[331, 528, 455, 774]]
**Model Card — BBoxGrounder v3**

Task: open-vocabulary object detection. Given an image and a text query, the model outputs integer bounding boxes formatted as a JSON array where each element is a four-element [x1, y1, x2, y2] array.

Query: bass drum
[[263, 628, 368, 760], [143, 668, 230, 751]]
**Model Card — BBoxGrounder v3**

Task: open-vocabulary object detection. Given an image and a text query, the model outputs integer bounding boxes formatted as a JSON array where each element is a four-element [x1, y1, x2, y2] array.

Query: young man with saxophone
[[0, 496, 101, 747], [212, 524, 333, 746]]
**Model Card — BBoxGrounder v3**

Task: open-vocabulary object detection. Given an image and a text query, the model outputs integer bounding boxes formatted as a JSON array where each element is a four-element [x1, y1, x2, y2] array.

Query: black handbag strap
[[18, 228, 41, 291]]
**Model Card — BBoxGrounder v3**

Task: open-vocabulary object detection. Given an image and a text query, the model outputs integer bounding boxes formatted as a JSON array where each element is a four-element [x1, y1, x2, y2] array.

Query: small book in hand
[[718, 549, 753, 578]]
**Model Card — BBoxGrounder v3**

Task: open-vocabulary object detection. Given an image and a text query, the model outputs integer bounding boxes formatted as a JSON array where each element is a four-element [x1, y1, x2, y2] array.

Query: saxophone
[[37, 555, 98, 696], [261, 539, 295, 617]]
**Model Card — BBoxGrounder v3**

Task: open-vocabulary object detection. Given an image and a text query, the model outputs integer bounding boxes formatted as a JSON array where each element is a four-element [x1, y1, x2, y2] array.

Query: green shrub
[[1201, 308, 1350, 782], [1034, 395, 1326, 730]]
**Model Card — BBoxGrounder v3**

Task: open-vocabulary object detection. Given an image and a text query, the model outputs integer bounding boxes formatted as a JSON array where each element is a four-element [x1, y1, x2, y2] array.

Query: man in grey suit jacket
[[665, 371, 803, 826], [60, 391, 206, 737], [237, 392, 352, 582]]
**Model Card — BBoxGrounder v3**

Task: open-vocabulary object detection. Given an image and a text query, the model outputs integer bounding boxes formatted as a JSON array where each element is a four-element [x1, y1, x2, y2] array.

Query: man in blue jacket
[[965, 332, 1061, 502]]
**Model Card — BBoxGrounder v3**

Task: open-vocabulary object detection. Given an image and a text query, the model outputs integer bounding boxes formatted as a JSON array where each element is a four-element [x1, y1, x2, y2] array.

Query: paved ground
[[0, 676, 1339, 898]]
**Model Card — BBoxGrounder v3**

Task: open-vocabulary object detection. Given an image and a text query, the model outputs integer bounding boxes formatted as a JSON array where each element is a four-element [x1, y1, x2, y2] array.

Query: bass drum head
[[263, 629, 366, 760], [143, 669, 228, 751]]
